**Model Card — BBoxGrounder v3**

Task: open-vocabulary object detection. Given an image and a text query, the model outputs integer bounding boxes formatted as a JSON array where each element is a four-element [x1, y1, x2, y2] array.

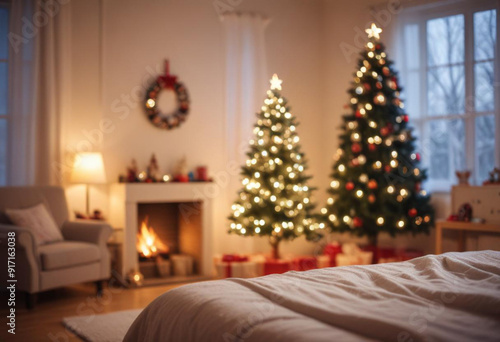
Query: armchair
[[0, 186, 112, 309]]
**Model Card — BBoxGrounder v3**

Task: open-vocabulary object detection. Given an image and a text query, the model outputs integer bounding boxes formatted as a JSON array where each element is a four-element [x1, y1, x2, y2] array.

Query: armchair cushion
[[5, 203, 64, 245], [39, 241, 100, 271]]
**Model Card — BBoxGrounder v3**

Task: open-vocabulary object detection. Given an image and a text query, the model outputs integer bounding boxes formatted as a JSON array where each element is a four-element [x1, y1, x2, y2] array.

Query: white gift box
[[215, 260, 262, 278], [171, 254, 194, 276]]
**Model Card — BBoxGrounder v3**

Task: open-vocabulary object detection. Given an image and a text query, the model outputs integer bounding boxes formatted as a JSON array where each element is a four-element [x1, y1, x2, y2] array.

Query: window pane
[[404, 23, 420, 70], [475, 115, 495, 184], [427, 15, 464, 67], [405, 71, 421, 119], [0, 118, 6, 186], [426, 119, 465, 181], [0, 7, 7, 60], [475, 61, 495, 112], [0, 62, 6, 114], [474, 9, 496, 61], [427, 65, 465, 115]]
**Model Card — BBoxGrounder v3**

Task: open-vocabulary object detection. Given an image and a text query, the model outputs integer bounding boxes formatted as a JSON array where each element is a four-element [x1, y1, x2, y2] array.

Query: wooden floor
[[0, 281, 187, 342]]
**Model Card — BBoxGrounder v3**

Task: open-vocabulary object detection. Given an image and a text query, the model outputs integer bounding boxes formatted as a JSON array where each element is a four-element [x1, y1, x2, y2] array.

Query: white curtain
[[8, 0, 71, 185], [220, 12, 269, 254], [222, 12, 269, 167]]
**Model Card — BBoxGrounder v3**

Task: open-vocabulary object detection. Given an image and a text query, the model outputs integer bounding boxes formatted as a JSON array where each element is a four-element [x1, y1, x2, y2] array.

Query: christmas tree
[[321, 24, 434, 246], [229, 74, 322, 259]]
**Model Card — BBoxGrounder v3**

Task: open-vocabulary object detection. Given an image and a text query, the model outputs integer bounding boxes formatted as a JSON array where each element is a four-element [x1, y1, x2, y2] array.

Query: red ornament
[[415, 182, 421, 192], [345, 182, 355, 191], [380, 126, 390, 136], [382, 67, 390, 76], [416, 153, 421, 161], [351, 158, 359, 167], [376, 82, 383, 89], [364, 83, 371, 91], [353, 217, 363, 228], [368, 179, 378, 189], [408, 208, 417, 217], [376, 44, 381, 50], [368, 144, 376, 151], [351, 143, 362, 154], [355, 110, 362, 118], [403, 115, 409, 123], [368, 195, 376, 203], [385, 165, 391, 173]]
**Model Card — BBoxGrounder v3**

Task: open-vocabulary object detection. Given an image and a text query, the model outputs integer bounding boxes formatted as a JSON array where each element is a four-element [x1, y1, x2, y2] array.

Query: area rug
[[63, 309, 142, 342]]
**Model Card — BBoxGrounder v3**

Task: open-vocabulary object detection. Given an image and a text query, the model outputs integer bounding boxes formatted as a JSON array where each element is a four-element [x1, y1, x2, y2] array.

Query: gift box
[[361, 247, 424, 264], [336, 243, 373, 267], [292, 256, 317, 271], [214, 254, 266, 278], [323, 242, 342, 267], [264, 259, 292, 275], [316, 255, 330, 268]]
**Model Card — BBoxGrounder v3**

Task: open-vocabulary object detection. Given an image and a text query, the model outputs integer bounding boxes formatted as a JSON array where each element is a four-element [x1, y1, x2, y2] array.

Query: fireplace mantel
[[108, 183, 215, 277]]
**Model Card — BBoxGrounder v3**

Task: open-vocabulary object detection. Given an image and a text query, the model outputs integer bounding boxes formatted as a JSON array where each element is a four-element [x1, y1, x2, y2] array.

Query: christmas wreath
[[145, 60, 189, 130]]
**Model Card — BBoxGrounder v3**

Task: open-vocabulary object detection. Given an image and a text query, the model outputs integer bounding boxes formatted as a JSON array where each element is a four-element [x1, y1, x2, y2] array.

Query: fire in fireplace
[[136, 218, 169, 258]]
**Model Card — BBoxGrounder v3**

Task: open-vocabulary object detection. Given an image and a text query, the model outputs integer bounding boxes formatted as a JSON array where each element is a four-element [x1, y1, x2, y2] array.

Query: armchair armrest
[[0, 224, 38, 251], [61, 220, 112, 247], [0, 224, 40, 293]]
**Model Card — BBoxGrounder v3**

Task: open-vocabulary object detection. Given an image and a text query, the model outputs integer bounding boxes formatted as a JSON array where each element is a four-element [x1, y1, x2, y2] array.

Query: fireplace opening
[[137, 202, 202, 281]]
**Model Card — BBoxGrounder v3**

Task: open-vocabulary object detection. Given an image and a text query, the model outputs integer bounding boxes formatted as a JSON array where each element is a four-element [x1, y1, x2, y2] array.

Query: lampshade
[[70, 152, 107, 184]]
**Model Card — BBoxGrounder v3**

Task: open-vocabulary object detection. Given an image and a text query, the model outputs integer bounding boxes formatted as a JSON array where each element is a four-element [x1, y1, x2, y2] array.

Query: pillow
[[5, 203, 64, 245]]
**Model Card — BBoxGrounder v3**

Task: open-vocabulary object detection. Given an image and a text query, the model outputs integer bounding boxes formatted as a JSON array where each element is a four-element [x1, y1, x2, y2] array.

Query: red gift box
[[222, 254, 248, 262], [398, 249, 424, 261], [292, 256, 317, 271], [323, 242, 342, 267], [361, 247, 424, 264], [264, 259, 291, 275], [220, 254, 250, 277]]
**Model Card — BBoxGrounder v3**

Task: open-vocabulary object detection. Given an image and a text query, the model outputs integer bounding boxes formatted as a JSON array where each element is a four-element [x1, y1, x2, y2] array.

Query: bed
[[124, 251, 500, 341]]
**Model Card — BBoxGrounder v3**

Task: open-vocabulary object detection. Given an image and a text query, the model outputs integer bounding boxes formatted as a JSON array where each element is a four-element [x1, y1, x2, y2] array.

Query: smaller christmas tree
[[321, 24, 434, 246], [228, 75, 322, 259]]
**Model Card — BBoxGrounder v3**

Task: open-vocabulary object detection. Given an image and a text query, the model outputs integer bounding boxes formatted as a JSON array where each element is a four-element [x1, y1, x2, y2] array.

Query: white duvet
[[124, 251, 500, 342]]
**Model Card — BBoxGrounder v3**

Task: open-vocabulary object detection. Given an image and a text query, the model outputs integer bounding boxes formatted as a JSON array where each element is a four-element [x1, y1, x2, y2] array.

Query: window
[[399, 1, 499, 191], [0, 2, 8, 186]]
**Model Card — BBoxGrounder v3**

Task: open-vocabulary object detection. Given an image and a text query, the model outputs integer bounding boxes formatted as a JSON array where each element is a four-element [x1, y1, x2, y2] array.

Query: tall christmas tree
[[229, 74, 322, 259], [321, 24, 434, 246]]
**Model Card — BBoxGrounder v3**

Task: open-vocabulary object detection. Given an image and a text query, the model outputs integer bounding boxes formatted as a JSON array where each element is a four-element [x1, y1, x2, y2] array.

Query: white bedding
[[124, 251, 500, 342]]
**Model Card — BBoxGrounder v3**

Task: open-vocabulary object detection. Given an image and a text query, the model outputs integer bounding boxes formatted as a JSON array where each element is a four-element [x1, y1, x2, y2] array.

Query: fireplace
[[108, 183, 214, 280], [136, 202, 202, 278]]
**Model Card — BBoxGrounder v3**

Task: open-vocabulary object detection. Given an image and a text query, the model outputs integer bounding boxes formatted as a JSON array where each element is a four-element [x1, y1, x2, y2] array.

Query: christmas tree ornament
[[321, 23, 434, 247], [228, 74, 320, 260], [353, 217, 363, 228], [351, 143, 362, 154], [368, 179, 378, 189], [345, 182, 355, 191]]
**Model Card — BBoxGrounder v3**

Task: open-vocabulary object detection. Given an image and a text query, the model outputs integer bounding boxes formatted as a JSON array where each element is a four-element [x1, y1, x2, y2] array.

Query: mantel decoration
[[118, 155, 211, 183], [145, 60, 190, 130]]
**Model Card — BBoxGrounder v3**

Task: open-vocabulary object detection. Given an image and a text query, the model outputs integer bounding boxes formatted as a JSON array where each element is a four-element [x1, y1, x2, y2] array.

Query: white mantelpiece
[[108, 183, 215, 277]]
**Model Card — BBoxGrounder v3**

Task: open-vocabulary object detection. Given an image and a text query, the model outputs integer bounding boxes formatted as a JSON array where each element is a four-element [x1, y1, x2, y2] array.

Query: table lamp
[[70, 152, 107, 215]]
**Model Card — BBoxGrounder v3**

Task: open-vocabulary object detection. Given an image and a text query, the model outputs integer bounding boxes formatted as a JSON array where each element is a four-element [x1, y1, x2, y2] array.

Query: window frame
[[0, 0, 9, 186], [399, 0, 500, 192]]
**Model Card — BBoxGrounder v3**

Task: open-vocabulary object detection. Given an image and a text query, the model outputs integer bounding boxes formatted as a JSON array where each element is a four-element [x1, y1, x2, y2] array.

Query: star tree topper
[[270, 73, 283, 90], [365, 23, 382, 40]]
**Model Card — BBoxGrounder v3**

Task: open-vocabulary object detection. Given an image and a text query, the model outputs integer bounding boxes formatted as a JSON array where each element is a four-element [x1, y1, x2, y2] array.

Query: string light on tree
[[229, 74, 320, 259], [321, 23, 434, 246]]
